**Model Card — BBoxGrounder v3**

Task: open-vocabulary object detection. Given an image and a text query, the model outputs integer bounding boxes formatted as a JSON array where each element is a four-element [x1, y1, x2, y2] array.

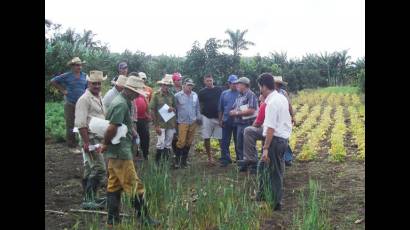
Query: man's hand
[[219, 120, 224, 128], [155, 126, 162, 136], [83, 142, 90, 153], [99, 144, 108, 153], [229, 110, 239, 117], [168, 107, 176, 113], [292, 116, 296, 126], [62, 90, 68, 96], [262, 148, 270, 163]]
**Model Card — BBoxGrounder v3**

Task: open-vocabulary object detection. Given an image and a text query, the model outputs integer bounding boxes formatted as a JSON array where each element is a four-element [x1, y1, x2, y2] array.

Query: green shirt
[[104, 93, 133, 160], [149, 89, 176, 129]]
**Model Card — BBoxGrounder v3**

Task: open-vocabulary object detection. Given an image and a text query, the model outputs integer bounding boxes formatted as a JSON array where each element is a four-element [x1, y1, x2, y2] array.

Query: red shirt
[[134, 95, 149, 120], [254, 102, 266, 125]]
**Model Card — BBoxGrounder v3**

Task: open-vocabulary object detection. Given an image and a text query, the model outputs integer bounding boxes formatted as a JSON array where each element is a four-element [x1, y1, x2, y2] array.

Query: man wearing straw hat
[[149, 74, 177, 165], [75, 70, 108, 209], [51, 57, 87, 154], [138, 72, 154, 102], [100, 76, 159, 227], [174, 78, 201, 169], [103, 75, 127, 110]]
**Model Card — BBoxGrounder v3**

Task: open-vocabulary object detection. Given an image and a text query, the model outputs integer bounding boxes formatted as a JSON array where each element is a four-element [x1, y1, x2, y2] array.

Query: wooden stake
[[69, 209, 130, 217]]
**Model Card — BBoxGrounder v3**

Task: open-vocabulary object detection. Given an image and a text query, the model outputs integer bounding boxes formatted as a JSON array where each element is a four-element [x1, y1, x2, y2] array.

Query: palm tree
[[223, 29, 255, 57]]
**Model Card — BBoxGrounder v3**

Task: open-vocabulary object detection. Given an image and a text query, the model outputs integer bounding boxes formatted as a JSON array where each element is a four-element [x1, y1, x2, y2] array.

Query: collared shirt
[[263, 90, 292, 139], [232, 88, 259, 125], [104, 93, 133, 160], [218, 89, 239, 122], [102, 87, 120, 110], [74, 89, 105, 129], [51, 71, 87, 104], [149, 89, 176, 129], [175, 90, 200, 124]]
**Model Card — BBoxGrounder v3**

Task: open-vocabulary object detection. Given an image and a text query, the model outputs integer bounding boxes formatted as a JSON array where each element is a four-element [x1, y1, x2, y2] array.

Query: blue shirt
[[218, 89, 239, 122], [175, 91, 201, 124], [51, 71, 87, 104], [232, 88, 259, 125]]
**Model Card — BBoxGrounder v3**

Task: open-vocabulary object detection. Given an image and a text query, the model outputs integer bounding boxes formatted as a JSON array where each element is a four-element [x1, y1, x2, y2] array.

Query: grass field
[[45, 86, 365, 229]]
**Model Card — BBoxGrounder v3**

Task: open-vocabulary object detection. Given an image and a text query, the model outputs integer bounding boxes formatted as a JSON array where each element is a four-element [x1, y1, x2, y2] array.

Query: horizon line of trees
[[45, 19, 365, 101]]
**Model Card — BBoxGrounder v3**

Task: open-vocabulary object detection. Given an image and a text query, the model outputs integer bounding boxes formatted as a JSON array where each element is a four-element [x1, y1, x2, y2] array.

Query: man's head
[[273, 76, 287, 90], [118, 62, 128, 76], [115, 75, 128, 92], [122, 75, 146, 100], [234, 77, 250, 93], [203, 74, 214, 88], [157, 74, 174, 93], [183, 78, 195, 93], [87, 70, 107, 95], [227, 75, 238, 91], [257, 73, 275, 97], [67, 57, 85, 73], [172, 72, 182, 88]]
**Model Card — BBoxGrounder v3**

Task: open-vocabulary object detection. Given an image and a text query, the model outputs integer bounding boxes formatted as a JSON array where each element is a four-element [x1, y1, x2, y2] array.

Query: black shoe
[[285, 161, 292, 167], [155, 149, 163, 165], [107, 191, 121, 225], [173, 147, 183, 169], [274, 203, 282, 211]]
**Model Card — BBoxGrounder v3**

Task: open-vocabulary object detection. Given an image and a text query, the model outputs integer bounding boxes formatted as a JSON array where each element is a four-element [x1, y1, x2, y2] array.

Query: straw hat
[[124, 76, 147, 96], [67, 57, 86, 66], [138, 72, 147, 80], [157, 74, 174, 86], [87, 70, 107, 82], [273, 76, 288, 86], [115, 75, 128, 87]]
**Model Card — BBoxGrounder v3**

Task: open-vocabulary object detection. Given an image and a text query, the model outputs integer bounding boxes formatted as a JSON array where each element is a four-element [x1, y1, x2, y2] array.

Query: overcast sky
[[45, 0, 364, 60]]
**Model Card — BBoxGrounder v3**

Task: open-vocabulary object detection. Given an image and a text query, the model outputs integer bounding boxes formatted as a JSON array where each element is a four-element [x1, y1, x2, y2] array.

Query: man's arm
[[74, 98, 90, 151], [50, 79, 67, 95], [79, 128, 90, 152], [262, 127, 274, 162], [103, 124, 118, 146]]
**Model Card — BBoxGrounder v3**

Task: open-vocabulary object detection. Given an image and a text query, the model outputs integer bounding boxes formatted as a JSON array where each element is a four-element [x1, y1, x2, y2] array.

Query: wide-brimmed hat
[[273, 76, 288, 86], [124, 76, 147, 96], [138, 72, 147, 80], [67, 57, 86, 66], [183, 78, 195, 86], [87, 70, 107, 82], [157, 74, 174, 86], [115, 75, 128, 87], [234, 77, 250, 86]]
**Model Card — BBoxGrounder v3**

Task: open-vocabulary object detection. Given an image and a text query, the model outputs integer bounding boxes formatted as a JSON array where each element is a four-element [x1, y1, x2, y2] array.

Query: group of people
[[50, 57, 295, 227]]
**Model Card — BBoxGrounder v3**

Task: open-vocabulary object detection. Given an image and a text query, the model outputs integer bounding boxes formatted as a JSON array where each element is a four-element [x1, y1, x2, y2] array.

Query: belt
[[273, 136, 288, 142]]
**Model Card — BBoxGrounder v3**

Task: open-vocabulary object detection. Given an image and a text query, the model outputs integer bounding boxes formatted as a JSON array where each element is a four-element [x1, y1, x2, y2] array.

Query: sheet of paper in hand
[[88, 117, 128, 144], [158, 104, 175, 122], [239, 104, 257, 120]]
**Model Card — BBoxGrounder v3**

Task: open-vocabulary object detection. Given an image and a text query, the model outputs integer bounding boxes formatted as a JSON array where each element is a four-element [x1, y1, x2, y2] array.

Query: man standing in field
[[100, 76, 159, 227], [174, 78, 201, 169], [51, 57, 87, 154], [218, 75, 239, 167], [198, 74, 223, 166], [103, 75, 127, 109], [258, 73, 292, 211], [239, 94, 266, 173], [150, 75, 177, 165], [138, 72, 154, 102], [111, 62, 128, 86], [229, 77, 259, 171], [274, 76, 295, 166], [75, 70, 108, 209]]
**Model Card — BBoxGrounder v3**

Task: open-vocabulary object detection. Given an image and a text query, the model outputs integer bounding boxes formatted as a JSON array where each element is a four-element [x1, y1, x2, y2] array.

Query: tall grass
[[317, 86, 359, 94], [292, 180, 331, 230]]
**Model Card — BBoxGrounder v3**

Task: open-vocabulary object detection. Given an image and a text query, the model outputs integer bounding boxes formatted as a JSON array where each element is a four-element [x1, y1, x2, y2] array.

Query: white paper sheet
[[239, 104, 257, 120], [158, 104, 175, 122]]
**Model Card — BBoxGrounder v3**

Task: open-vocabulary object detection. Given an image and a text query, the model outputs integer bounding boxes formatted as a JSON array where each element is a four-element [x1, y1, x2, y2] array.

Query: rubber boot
[[163, 148, 171, 161], [181, 146, 190, 168], [134, 194, 160, 226], [155, 149, 163, 165], [81, 177, 105, 210], [173, 147, 183, 169], [107, 190, 121, 227]]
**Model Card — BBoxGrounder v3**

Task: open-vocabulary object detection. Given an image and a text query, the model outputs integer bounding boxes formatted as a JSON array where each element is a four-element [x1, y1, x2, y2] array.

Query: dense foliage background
[[45, 20, 365, 102]]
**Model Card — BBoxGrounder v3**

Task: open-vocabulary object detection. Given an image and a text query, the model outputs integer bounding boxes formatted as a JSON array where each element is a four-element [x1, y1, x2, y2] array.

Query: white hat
[[273, 76, 288, 86], [67, 57, 86, 66], [124, 76, 147, 96], [157, 74, 174, 86], [87, 70, 107, 82], [138, 72, 147, 80], [115, 75, 128, 87]]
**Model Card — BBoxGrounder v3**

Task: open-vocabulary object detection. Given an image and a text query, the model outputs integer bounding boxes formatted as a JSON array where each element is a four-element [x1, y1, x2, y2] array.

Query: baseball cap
[[172, 72, 182, 81], [234, 77, 250, 85], [227, 75, 238, 84], [118, 62, 128, 70], [183, 78, 195, 86]]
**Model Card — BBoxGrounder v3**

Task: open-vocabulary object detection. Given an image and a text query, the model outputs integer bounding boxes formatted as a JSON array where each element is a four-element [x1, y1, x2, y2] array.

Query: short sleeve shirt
[[149, 89, 176, 129], [175, 91, 201, 124], [232, 89, 259, 125], [198, 86, 223, 119], [51, 71, 87, 104], [254, 102, 266, 125], [263, 91, 292, 138], [104, 93, 133, 160], [218, 89, 239, 122], [74, 89, 106, 129], [102, 87, 120, 111]]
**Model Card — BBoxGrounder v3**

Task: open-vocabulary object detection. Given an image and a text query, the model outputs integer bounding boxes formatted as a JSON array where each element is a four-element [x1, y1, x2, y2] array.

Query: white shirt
[[263, 90, 292, 139]]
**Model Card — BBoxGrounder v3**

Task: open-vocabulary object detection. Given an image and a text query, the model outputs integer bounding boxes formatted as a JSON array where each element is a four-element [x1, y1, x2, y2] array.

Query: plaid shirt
[[232, 88, 259, 125]]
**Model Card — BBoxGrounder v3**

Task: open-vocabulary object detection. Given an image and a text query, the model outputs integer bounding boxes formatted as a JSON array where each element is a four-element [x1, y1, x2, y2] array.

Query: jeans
[[243, 126, 264, 162], [257, 136, 288, 207], [135, 119, 150, 159], [220, 119, 238, 164], [284, 145, 293, 163], [236, 121, 253, 162]]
